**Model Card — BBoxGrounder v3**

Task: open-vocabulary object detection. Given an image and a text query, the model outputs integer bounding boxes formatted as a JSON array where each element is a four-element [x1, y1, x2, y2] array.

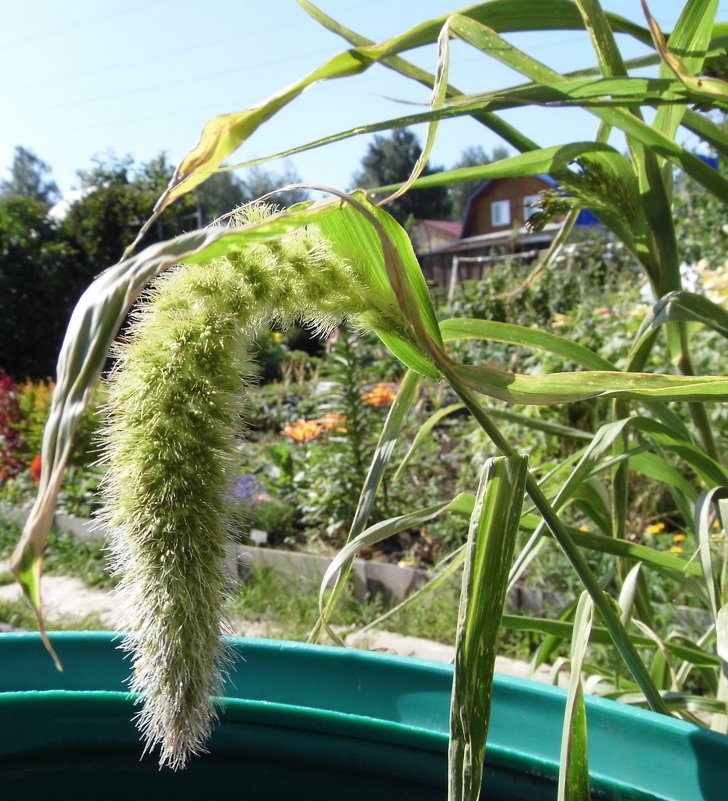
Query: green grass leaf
[[394, 402, 463, 481], [558, 591, 593, 801], [440, 317, 617, 371], [449, 455, 529, 801], [311, 368, 422, 641], [502, 614, 719, 668]]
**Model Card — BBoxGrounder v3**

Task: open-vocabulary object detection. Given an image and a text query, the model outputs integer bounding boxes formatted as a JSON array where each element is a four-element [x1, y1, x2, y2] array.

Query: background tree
[[0, 196, 84, 378], [238, 163, 308, 209], [196, 162, 308, 223], [65, 153, 310, 272], [65, 152, 200, 271], [0, 146, 59, 207], [351, 128, 452, 225], [448, 144, 510, 221], [0, 145, 310, 379]]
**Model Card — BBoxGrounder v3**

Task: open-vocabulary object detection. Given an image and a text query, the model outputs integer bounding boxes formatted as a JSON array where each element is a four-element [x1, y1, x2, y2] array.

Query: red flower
[[30, 453, 42, 483]]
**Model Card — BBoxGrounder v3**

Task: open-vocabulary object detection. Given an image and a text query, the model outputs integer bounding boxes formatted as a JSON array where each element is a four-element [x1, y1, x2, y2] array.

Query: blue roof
[[696, 153, 719, 170]]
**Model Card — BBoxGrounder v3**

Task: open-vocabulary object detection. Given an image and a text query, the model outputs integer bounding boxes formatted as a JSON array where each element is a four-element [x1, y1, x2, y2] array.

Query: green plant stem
[[450, 381, 671, 716]]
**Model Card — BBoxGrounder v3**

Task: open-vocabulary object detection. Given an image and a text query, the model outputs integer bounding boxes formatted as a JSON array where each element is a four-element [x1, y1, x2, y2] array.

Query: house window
[[522, 194, 542, 222], [491, 199, 510, 227]]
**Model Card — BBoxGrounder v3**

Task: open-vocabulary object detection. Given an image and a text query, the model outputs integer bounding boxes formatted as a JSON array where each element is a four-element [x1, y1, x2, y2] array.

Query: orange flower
[[282, 420, 321, 442], [672, 533, 686, 543], [361, 383, 396, 407], [318, 412, 347, 433], [29, 453, 42, 482]]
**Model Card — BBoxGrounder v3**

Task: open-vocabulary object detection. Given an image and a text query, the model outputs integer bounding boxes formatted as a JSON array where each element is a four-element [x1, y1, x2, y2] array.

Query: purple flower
[[233, 474, 266, 504]]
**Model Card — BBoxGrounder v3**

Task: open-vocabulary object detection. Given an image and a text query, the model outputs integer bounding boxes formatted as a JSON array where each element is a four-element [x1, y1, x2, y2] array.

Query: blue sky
[[1, 1, 724, 199]]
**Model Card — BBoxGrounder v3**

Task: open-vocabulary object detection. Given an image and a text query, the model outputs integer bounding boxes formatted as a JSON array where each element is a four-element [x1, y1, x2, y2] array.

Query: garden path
[[0, 560, 565, 685]]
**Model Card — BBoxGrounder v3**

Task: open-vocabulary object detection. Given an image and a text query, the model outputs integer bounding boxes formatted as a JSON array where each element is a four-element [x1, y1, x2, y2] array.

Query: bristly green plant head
[[100, 205, 417, 767]]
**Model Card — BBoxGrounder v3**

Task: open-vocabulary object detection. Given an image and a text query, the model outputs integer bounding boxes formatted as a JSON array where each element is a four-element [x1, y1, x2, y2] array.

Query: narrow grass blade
[[404, 13, 728, 209], [714, 606, 728, 732], [379, 15, 450, 209], [449, 455, 528, 801], [394, 403, 463, 481], [615, 691, 728, 716], [683, 108, 728, 157], [632, 619, 679, 691], [296, 0, 541, 154], [451, 450, 703, 577], [558, 591, 593, 801], [449, 383, 671, 714], [568, 528, 701, 576], [644, 0, 720, 139], [440, 318, 617, 371], [695, 487, 728, 621], [502, 614, 719, 669], [632, 419, 728, 487], [487, 408, 594, 442], [634, 290, 728, 342], [220, 76, 722, 183], [356, 547, 466, 638], [575, 0, 627, 77], [300, 0, 653, 49], [310, 369, 421, 641], [629, 451, 699, 502], [169, 0, 628, 209], [317, 498, 457, 644], [447, 360, 728, 405], [571, 478, 613, 536], [675, 628, 717, 693], [529, 598, 579, 677]]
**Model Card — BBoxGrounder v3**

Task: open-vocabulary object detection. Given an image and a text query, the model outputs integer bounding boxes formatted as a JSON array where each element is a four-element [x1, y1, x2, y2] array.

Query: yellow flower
[[669, 545, 684, 555], [282, 419, 321, 442], [578, 525, 589, 533], [644, 522, 666, 536], [361, 383, 396, 407], [672, 533, 686, 543], [271, 332, 283, 344]]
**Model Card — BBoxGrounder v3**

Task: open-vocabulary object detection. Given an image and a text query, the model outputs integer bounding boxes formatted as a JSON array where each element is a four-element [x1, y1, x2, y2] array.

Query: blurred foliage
[[0, 196, 87, 379], [0, 146, 59, 207]]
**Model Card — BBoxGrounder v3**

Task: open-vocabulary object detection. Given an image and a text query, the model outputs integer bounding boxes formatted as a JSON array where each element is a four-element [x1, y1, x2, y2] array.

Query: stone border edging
[[1, 505, 712, 629]]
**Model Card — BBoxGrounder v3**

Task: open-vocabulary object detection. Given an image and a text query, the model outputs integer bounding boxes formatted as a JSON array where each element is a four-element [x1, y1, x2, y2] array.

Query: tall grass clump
[[10, 1, 728, 795]]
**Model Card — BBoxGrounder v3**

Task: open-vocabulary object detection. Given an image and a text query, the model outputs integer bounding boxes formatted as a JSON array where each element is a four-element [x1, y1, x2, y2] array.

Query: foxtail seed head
[[101, 212, 404, 768]]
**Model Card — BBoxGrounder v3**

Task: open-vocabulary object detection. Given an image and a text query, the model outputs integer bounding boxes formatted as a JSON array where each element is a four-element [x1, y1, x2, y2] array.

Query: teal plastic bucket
[[0, 632, 725, 800]]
